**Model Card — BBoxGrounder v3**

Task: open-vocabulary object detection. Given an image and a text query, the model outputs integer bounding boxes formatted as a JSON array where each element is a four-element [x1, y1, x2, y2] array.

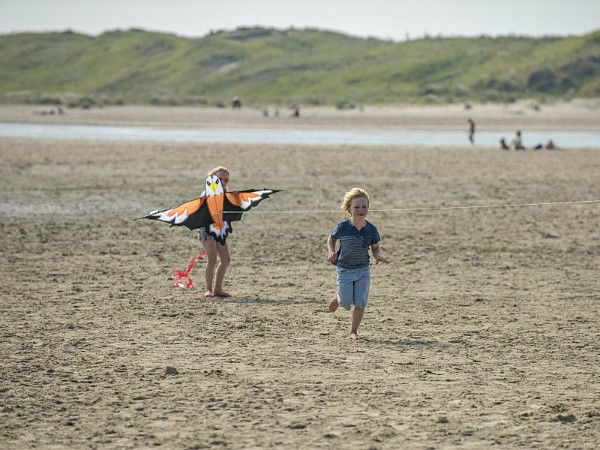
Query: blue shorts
[[336, 266, 370, 310]]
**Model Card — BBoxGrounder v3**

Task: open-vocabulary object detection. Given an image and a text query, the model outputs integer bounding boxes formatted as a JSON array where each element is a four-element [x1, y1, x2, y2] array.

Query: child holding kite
[[199, 166, 232, 298], [327, 188, 389, 340], [142, 166, 280, 296]]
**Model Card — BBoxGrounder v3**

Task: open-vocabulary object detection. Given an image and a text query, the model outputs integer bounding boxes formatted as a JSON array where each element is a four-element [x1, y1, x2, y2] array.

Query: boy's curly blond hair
[[341, 188, 370, 213], [207, 166, 230, 176]]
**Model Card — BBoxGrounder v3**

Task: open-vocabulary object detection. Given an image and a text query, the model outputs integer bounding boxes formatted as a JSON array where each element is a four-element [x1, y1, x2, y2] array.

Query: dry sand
[[1, 105, 599, 448]]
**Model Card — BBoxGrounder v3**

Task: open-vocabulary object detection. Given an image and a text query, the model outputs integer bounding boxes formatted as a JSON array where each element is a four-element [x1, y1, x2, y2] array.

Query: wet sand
[[1, 100, 599, 131], [1, 105, 599, 448]]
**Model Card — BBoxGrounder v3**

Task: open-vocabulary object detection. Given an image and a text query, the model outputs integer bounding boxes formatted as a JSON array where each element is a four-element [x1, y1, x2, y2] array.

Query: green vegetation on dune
[[0, 27, 598, 107]]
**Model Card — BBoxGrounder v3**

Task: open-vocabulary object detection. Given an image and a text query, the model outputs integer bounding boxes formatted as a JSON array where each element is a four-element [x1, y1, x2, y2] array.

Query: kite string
[[168, 199, 599, 289], [172, 251, 206, 290], [223, 199, 600, 214]]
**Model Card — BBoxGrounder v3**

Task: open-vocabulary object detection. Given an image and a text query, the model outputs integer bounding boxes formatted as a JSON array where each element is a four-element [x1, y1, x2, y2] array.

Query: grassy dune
[[1, 27, 599, 106]]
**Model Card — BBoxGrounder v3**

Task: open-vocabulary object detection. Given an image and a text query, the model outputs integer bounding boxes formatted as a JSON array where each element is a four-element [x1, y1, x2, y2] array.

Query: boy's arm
[[327, 236, 338, 262], [371, 243, 389, 264]]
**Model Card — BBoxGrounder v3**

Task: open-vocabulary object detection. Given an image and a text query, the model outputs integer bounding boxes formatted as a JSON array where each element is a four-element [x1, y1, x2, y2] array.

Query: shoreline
[[1, 123, 598, 148]]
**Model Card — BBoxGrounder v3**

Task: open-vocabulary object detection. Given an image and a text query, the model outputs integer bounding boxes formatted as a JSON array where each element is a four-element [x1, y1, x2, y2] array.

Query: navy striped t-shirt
[[330, 220, 380, 269]]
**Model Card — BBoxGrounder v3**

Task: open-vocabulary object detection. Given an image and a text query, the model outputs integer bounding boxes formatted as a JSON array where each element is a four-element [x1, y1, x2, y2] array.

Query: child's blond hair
[[341, 188, 370, 214], [207, 166, 230, 176]]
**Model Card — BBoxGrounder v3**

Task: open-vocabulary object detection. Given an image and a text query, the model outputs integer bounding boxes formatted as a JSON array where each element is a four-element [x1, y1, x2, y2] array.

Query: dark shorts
[[198, 228, 227, 245], [198, 228, 214, 242]]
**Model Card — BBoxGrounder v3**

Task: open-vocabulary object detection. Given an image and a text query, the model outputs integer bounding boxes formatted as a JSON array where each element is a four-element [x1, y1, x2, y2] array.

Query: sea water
[[1, 122, 599, 148]]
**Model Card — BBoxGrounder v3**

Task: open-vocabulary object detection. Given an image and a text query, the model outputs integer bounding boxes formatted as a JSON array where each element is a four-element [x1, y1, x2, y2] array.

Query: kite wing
[[205, 188, 280, 241], [142, 197, 212, 230], [142, 188, 281, 243], [223, 189, 281, 222]]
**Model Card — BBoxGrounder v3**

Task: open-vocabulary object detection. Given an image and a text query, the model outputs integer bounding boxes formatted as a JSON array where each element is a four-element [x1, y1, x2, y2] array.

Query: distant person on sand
[[467, 118, 475, 144], [535, 139, 557, 150], [512, 130, 525, 150], [327, 188, 389, 340], [500, 138, 510, 150]]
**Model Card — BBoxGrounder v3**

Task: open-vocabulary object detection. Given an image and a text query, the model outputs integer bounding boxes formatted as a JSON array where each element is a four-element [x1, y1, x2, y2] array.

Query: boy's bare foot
[[204, 291, 215, 298], [328, 296, 339, 312], [349, 333, 363, 340]]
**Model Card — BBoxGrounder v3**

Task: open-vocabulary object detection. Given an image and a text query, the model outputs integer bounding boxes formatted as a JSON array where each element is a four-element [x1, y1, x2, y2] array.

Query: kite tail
[[172, 252, 206, 289]]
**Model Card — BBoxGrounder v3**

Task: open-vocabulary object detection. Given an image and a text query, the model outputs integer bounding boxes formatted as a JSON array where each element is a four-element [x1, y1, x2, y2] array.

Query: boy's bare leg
[[328, 295, 339, 312], [350, 307, 365, 339]]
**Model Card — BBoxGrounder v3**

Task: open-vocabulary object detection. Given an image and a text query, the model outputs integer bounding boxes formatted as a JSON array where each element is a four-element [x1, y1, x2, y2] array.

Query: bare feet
[[328, 296, 339, 312], [204, 291, 215, 298], [349, 332, 363, 340]]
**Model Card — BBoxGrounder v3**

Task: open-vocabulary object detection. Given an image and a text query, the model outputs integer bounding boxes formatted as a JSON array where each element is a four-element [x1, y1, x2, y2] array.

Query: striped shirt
[[330, 220, 380, 269]]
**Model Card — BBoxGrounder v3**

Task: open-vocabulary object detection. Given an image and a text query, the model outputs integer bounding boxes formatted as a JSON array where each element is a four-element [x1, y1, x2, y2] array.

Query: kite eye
[[206, 180, 210, 185]]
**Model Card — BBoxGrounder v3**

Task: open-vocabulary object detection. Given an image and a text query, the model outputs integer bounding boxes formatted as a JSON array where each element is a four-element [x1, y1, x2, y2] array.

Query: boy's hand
[[327, 251, 337, 263], [375, 255, 389, 264], [372, 244, 389, 264]]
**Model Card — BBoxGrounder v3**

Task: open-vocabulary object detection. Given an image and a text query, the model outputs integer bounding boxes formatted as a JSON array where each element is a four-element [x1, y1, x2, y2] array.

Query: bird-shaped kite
[[142, 175, 280, 243]]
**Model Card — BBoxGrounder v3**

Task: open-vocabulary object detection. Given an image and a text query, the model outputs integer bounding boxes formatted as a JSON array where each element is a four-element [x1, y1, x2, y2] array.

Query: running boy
[[327, 188, 389, 340]]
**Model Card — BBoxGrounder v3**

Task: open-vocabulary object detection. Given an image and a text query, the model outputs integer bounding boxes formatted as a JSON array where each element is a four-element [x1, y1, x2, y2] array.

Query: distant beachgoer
[[512, 130, 525, 150], [500, 138, 510, 150], [232, 96, 242, 109], [467, 118, 475, 144], [545, 139, 556, 150], [291, 105, 300, 118]]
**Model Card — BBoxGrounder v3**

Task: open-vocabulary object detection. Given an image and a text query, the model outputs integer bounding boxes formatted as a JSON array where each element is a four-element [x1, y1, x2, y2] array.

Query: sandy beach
[[1, 100, 599, 131], [1, 104, 599, 449]]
